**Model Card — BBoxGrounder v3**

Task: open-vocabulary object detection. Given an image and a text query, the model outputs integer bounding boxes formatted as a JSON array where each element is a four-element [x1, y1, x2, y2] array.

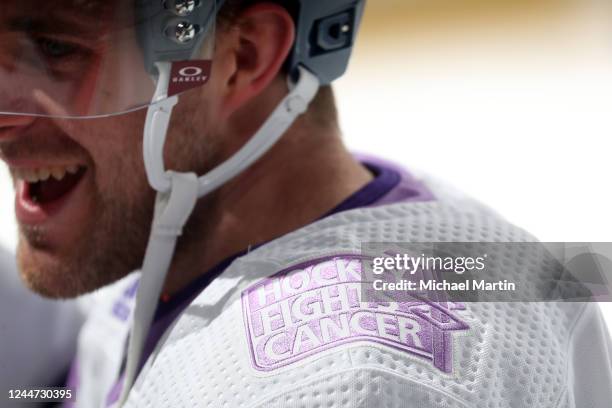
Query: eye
[[35, 37, 79, 59]]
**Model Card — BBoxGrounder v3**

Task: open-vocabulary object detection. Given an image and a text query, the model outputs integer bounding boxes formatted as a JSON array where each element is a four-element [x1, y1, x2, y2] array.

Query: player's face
[[0, 88, 224, 299], [0, 3, 226, 298], [0, 110, 152, 298]]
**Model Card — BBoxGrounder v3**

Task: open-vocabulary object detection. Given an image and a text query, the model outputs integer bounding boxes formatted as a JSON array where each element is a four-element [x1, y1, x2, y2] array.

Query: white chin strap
[[118, 64, 319, 405]]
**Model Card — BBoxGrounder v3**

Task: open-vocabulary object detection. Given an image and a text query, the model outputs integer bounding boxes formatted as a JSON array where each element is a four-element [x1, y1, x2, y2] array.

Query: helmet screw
[[170, 21, 197, 43], [166, 0, 197, 16]]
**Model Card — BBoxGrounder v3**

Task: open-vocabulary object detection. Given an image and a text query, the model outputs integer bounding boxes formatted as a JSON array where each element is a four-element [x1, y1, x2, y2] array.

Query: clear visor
[[0, 0, 218, 118]]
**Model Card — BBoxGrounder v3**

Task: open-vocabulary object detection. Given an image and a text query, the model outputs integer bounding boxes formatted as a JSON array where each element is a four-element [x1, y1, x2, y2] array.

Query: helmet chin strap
[[118, 64, 319, 405]]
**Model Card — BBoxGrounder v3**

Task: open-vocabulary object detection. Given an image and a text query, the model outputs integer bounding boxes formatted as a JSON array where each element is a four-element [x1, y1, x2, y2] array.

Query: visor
[[0, 0, 219, 118]]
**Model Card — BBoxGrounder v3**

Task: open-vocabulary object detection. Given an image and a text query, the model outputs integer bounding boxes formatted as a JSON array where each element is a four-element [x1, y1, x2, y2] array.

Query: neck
[[162, 119, 372, 297]]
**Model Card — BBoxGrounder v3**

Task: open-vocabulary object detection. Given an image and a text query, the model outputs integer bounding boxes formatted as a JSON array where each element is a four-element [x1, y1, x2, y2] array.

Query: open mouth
[[19, 165, 87, 205], [15, 164, 87, 215]]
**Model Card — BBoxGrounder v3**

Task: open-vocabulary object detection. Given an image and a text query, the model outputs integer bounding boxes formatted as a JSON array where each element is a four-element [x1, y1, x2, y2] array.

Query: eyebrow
[[5, 0, 112, 36], [7, 12, 114, 43]]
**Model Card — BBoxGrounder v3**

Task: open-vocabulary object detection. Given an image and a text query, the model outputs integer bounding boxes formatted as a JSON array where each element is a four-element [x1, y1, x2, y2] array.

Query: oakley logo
[[173, 66, 208, 83], [179, 66, 204, 77], [168, 60, 212, 97]]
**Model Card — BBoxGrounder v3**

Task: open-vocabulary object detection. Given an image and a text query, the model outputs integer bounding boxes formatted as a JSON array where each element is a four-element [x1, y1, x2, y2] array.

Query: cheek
[[85, 113, 148, 191], [164, 93, 218, 174]]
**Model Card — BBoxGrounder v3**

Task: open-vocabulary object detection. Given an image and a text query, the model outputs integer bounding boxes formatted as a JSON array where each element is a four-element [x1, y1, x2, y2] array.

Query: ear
[[218, 3, 295, 116]]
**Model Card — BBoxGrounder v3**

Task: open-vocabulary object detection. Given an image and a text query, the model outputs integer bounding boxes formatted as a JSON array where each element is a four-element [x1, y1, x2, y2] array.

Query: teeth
[[23, 170, 39, 183], [13, 165, 83, 183], [51, 167, 66, 180], [38, 169, 51, 181]]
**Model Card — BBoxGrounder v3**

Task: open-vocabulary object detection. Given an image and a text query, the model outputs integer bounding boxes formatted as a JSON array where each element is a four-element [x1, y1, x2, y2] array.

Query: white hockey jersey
[[67, 160, 612, 408]]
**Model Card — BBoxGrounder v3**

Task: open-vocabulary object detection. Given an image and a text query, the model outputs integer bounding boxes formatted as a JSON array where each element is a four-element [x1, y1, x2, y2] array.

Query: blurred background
[[335, 0, 612, 327], [1, 0, 611, 325]]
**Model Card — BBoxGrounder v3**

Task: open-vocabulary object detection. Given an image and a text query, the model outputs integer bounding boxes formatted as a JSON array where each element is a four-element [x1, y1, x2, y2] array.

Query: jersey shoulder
[[128, 181, 591, 407]]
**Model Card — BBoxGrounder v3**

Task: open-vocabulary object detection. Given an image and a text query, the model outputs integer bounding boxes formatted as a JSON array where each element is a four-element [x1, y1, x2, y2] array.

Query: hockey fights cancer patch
[[241, 256, 470, 373]]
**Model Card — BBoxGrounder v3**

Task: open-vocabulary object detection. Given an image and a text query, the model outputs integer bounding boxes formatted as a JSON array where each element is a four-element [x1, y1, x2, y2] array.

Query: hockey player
[[0, 0, 610, 407]]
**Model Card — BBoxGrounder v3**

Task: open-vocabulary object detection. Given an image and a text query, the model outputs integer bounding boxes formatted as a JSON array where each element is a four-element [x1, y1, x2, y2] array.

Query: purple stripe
[[106, 373, 124, 407], [61, 360, 79, 408]]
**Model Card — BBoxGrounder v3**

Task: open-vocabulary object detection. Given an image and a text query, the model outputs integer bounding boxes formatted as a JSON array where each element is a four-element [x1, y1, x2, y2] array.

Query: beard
[[18, 185, 155, 299]]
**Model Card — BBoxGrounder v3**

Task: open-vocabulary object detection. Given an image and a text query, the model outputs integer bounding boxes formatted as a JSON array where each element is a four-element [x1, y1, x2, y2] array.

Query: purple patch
[[111, 278, 139, 322], [242, 256, 469, 373], [123, 279, 140, 298], [112, 302, 131, 322]]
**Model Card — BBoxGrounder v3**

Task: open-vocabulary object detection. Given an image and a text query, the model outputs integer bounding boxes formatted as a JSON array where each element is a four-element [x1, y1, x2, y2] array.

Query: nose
[[0, 114, 35, 140]]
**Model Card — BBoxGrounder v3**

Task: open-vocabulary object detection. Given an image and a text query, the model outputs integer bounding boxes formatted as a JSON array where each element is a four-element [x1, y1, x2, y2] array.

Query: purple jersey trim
[[61, 361, 79, 408], [357, 154, 436, 206]]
